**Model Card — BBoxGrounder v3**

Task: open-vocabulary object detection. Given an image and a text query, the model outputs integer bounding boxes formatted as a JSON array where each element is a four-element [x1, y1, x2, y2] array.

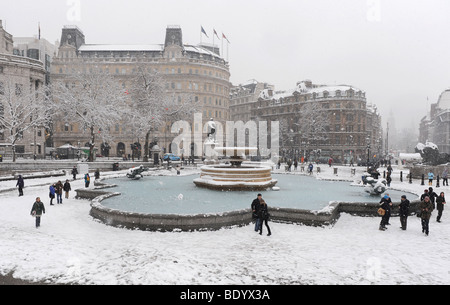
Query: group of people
[[379, 187, 446, 236], [48, 180, 72, 205], [251, 194, 272, 236]]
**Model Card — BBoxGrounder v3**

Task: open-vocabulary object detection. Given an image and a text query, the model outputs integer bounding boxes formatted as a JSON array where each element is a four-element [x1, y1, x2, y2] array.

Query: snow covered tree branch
[[0, 77, 50, 162], [51, 71, 128, 162]]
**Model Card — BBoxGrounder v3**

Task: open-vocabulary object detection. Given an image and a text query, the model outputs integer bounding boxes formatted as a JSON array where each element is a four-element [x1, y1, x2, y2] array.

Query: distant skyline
[[2, 0, 450, 131]]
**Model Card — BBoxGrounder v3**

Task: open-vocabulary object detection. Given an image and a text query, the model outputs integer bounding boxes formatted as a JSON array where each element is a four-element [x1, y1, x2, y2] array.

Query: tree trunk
[[12, 143, 16, 163], [89, 126, 95, 162], [143, 130, 150, 162]]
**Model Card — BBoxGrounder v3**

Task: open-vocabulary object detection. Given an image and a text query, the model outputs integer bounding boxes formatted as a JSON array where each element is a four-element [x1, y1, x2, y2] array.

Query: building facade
[[253, 80, 383, 164], [13, 36, 57, 85], [419, 89, 450, 154], [230, 80, 274, 122], [51, 25, 231, 157], [0, 20, 47, 158]]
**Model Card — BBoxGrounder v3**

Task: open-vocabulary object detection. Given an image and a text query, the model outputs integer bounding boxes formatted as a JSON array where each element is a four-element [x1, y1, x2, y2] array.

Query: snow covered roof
[[78, 43, 223, 59], [258, 83, 364, 101], [437, 89, 450, 110], [79, 44, 163, 52]]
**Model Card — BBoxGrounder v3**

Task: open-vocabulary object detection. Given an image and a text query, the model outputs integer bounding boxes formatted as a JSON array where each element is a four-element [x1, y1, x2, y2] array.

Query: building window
[[15, 84, 23, 96]]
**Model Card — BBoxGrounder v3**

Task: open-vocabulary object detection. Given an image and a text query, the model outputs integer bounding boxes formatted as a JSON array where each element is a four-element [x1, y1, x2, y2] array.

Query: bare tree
[[0, 77, 49, 162], [52, 71, 128, 162], [130, 66, 200, 161], [296, 102, 329, 159]]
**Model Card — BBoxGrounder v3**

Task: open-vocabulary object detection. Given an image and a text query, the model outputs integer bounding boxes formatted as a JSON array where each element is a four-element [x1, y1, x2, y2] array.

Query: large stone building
[[230, 80, 274, 122], [419, 89, 450, 154], [0, 20, 47, 158], [252, 80, 383, 163], [51, 25, 231, 157], [13, 36, 57, 85]]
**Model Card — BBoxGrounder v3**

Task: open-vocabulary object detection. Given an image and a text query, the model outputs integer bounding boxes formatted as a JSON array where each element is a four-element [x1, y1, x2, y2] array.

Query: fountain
[[194, 119, 277, 191], [193, 147, 278, 191]]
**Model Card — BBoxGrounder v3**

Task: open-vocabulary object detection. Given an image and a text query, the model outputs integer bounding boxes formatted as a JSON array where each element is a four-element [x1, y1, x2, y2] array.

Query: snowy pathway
[[1, 166, 450, 285]]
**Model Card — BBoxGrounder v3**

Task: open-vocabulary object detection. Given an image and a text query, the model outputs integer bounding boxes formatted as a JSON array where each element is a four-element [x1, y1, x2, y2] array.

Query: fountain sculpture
[[194, 120, 277, 191]]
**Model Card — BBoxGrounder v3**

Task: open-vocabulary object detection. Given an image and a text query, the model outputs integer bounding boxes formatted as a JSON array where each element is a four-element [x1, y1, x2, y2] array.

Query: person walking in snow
[[428, 187, 438, 209], [251, 194, 263, 232], [399, 195, 410, 230], [436, 192, 446, 223], [49, 184, 56, 205], [428, 171, 434, 186], [386, 172, 392, 187], [84, 173, 90, 188], [258, 199, 272, 236], [63, 179, 72, 199], [55, 180, 63, 204], [379, 194, 392, 231], [30, 197, 45, 228], [71, 166, 78, 180], [16, 175, 24, 197], [308, 163, 313, 175], [442, 168, 449, 187], [419, 195, 434, 236]]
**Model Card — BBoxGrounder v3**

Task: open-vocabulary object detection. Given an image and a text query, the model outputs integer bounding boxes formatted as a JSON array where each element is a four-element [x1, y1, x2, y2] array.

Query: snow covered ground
[[1, 164, 450, 285]]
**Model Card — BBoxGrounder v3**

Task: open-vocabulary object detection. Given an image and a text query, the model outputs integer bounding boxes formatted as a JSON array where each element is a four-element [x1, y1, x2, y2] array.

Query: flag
[[38, 22, 41, 40], [201, 26, 209, 38], [222, 33, 230, 43], [214, 29, 220, 39]]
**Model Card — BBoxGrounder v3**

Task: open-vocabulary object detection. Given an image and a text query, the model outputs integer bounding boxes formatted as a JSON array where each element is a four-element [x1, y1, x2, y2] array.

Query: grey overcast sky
[[2, 0, 450, 132]]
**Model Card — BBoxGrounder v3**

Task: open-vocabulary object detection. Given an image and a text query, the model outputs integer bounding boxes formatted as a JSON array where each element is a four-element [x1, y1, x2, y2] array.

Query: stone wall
[[78, 187, 420, 232]]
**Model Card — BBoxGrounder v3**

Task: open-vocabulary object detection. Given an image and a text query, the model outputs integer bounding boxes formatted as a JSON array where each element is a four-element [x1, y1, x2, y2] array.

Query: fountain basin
[[193, 164, 278, 191], [80, 175, 420, 232]]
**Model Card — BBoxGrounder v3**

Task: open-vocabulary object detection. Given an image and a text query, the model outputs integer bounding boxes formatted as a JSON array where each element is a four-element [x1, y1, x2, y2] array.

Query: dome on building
[[437, 89, 450, 110]]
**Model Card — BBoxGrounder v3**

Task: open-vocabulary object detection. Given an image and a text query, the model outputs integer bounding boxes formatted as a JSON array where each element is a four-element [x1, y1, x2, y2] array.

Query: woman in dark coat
[[258, 200, 272, 236], [436, 192, 446, 223]]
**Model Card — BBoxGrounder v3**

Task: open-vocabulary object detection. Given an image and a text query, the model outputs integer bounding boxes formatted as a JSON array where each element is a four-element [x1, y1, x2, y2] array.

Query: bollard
[[436, 175, 440, 188], [334, 168, 338, 175], [400, 171, 403, 182], [421, 174, 425, 186], [409, 173, 412, 184]]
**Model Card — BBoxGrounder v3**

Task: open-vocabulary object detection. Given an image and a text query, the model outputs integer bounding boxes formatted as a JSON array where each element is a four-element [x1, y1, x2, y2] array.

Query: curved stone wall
[[79, 186, 420, 232]]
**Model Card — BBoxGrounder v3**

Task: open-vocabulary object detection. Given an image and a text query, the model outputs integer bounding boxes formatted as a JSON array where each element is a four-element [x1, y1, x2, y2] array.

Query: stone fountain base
[[193, 164, 278, 191]]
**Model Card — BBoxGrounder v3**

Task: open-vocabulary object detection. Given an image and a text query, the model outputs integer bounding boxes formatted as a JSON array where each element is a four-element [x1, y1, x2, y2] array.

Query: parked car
[[163, 153, 181, 162]]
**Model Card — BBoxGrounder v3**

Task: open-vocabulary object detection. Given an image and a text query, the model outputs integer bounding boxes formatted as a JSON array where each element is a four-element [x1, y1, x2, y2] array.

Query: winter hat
[[401, 195, 407, 199]]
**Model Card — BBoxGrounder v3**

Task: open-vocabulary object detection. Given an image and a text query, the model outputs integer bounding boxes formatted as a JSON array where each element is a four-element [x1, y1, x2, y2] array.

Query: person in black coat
[[436, 192, 446, 223], [399, 195, 410, 230], [258, 200, 271, 236], [428, 187, 438, 209], [251, 194, 262, 232], [16, 175, 24, 197], [379, 194, 392, 231]]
